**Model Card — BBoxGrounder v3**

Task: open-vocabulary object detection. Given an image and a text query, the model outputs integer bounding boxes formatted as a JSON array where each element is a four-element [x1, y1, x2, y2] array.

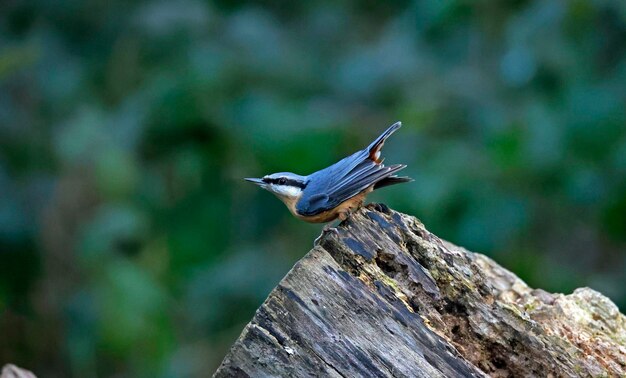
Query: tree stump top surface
[[215, 205, 626, 377]]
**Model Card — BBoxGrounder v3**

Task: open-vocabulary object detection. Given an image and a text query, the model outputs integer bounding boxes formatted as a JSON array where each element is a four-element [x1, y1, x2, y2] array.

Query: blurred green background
[[1, 0, 625, 376]]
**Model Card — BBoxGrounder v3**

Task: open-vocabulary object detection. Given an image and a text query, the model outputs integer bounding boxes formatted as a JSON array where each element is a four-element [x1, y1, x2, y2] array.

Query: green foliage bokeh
[[1, 0, 625, 376]]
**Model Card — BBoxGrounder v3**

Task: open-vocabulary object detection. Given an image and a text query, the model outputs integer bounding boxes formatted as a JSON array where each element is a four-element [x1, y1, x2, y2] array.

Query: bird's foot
[[323, 223, 337, 233], [313, 224, 339, 246], [338, 209, 354, 223], [366, 202, 390, 214]]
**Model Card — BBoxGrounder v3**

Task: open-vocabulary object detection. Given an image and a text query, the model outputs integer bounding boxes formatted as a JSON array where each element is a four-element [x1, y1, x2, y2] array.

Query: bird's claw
[[323, 224, 338, 233], [366, 202, 390, 214], [313, 225, 339, 246]]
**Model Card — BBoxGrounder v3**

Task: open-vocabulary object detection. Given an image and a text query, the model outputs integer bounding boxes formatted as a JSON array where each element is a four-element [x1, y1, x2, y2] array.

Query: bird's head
[[245, 172, 308, 202]]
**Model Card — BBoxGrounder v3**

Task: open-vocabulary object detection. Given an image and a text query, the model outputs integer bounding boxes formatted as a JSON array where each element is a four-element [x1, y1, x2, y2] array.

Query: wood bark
[[215, 204, 626, 377]]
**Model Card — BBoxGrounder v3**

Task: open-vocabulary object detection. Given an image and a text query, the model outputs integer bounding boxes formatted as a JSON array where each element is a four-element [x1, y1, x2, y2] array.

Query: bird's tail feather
[[373, 175, 413, 190], [367, 121, 402, 163]]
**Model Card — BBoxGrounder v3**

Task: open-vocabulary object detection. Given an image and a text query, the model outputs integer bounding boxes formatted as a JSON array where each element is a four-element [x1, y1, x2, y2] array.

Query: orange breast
[[286, 187, 373, 223]]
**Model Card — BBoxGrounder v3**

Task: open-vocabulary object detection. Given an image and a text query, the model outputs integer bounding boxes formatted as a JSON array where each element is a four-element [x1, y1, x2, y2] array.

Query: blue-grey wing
[[297, 161, 407, 216], [296, 122, 406, 216], [306, 122, 402, 183]]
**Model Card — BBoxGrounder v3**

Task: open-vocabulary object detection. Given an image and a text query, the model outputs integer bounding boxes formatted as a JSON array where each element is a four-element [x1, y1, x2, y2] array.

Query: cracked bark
[[215, 205, 626, 377]]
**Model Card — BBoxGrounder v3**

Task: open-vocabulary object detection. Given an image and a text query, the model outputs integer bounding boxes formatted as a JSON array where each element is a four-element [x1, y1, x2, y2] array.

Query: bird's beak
[[244, 177, 266, 188]]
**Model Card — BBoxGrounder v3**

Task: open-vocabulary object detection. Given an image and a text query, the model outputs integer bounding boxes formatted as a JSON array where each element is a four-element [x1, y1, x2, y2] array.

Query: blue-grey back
[[296, 123, 407, 216]]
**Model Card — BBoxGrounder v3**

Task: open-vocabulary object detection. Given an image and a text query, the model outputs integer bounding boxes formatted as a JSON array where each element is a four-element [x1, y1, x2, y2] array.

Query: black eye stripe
[[289, 179, 307, 189], [263, 177, 307, 189]]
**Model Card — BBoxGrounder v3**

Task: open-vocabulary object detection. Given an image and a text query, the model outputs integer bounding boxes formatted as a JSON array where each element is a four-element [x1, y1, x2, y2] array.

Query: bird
[[245, 121, 412, 226]]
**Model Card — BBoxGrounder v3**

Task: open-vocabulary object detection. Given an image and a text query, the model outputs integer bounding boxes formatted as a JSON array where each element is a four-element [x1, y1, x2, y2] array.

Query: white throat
[[270, 184, 302, 199]]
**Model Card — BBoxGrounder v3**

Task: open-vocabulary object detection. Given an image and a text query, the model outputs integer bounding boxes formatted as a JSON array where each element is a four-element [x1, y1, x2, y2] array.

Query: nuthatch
[[245, 122, 412, 225]]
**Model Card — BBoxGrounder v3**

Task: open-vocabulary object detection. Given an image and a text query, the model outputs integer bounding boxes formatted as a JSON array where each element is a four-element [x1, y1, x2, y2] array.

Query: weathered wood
[[215, 204, 626, 377]]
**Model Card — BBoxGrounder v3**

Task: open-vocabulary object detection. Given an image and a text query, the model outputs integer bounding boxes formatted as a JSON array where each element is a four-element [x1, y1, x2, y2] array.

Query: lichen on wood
[[215, 205, 626, 377]]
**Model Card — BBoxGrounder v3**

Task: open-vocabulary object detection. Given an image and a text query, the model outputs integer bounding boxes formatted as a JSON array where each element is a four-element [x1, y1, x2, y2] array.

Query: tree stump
[[215, 205, 626, 377]]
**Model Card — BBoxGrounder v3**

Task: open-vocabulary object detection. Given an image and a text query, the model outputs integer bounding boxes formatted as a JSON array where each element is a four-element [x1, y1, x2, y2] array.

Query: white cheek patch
[[272, 185, 302, 198]]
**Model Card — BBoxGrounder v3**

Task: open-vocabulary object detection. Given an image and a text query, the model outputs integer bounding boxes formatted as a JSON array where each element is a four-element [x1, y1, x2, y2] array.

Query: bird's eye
[[278, 177, 287, 185]]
